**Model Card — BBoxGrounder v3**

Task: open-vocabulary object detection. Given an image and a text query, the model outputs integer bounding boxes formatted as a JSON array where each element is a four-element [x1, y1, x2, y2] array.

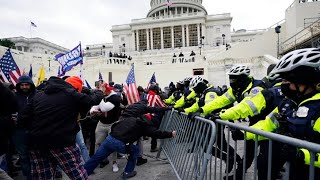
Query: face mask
[[281, 83, 297, 100], [281, 83, 310, 103]]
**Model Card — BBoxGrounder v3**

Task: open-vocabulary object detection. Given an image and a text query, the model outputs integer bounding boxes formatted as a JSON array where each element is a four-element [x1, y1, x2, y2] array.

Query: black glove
[[208, 113, 220, 122], [295, 150, 305, 165], [176, 108, 184, 115], [231, 129, 244, 140], [280, 144, 297, 162], [188, 111, 201, 121]]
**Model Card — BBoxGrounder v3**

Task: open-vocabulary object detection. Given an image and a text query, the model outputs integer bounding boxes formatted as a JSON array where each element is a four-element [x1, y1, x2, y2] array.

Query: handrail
[[280, 18, 320, 53]]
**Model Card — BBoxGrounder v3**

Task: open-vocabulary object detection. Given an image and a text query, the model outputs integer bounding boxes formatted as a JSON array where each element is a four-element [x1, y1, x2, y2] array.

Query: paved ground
[[12, 139, 177, 180]]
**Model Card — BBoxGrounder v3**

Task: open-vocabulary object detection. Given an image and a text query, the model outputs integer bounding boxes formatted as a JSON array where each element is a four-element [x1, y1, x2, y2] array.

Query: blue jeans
[[76, 129, 90, 163], [14, 128, 31, 179], [84, 135, 139, 175]]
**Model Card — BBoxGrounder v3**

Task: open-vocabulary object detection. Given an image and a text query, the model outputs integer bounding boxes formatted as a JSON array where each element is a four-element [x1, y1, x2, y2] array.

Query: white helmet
[[189, 76, 204, 89], [184, 77, 193, 82], [177, 80, 184, 85], [227, 65, 250, 76], [272, 48, 320, 74]]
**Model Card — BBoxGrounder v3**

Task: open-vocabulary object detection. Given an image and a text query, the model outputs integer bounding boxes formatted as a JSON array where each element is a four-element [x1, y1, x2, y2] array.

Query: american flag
[[0, 49, 21, 85], [99, 71, 103, 81], [123, 64, 140, 105], [146, 72, 157, 90], [146, 93, 167, 107]]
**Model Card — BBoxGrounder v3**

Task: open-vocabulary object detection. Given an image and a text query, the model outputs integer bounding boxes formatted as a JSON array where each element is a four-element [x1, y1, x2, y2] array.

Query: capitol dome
[[147, 0, 207, 17]]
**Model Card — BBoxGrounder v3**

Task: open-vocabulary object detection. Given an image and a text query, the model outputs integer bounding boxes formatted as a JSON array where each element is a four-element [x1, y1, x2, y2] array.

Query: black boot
[[99, 159, 110, 168], [136, 157, 148, 166]]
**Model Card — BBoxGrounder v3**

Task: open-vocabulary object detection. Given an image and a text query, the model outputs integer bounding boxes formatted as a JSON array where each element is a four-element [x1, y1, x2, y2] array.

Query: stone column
[[186, 25, 189, 47], [171, 26, 174, 48], [136, 30, 140, 51], [150, 28, 154, 50], [182, 25, 185, 47], [146, 29, 150, 50], [160, 27, 164, 49], [175, 7, 178, 15], [132, 31, 136, 51], [197, 23, 201, 45]]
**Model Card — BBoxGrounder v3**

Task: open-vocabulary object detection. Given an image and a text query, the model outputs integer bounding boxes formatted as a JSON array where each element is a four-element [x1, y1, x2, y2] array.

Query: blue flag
[[28, 64, 32, 78], [99, 71, 103, 81], [55, 44, 82, 75], [85, 80, 92, 89]]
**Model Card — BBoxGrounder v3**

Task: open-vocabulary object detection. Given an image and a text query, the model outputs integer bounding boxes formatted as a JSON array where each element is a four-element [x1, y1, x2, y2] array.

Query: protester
[[90, 83, 122, 172], [0, 82, 18, 180], [84, 100, 175, 179], [14, 75, 36, 180], [20, 76, 103, 179]]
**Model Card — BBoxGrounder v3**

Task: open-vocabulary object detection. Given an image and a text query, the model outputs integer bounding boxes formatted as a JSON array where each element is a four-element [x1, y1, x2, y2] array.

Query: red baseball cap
[[104, 83, 113, 91]]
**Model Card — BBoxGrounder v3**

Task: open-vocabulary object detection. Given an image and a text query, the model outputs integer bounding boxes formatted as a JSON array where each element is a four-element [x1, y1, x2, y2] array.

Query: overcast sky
[[0, 0, 294, 49]]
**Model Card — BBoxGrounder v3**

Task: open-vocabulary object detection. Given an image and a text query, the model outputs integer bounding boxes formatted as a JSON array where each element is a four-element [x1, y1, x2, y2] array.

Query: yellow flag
[[36, 66, 45, 86]]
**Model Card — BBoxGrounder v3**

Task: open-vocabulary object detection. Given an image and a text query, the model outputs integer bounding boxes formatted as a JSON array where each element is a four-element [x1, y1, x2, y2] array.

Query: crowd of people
[[0, 48, 320, 180], [0, 75, 174, 180]]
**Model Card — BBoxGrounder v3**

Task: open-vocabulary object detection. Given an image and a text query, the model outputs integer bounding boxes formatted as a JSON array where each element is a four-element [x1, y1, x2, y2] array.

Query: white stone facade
[[7, 36, 69, 55]]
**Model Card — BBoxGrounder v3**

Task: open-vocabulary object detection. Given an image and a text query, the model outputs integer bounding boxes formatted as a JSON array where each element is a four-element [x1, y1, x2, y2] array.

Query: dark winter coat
[[110, 116, 172, 144], [15, 75, 36, 127], [21, 76, 104, 150], [0, 83, 18, 155]]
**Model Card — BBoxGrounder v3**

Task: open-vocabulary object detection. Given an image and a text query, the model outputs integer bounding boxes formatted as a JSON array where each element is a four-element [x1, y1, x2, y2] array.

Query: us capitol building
[[1, 0, 320, 87]]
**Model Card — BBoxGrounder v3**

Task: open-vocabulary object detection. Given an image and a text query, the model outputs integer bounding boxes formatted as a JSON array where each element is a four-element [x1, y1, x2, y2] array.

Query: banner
[[55, 43, 83, 75]]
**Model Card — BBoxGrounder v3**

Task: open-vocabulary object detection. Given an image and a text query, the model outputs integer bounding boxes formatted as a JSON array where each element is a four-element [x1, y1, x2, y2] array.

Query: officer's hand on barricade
[[231, 129, 245, 140], [295, 150, 305, 165], [172, 131, 177, 137], [208, 113, 220, 122], [188, 111, 201, 121], [176, 108, 184, 115], [280, 144, 297, 162]]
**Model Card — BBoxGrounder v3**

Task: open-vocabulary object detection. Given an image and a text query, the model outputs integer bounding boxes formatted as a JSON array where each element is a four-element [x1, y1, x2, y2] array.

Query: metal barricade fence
[[157, 110, 216, 180], [213, 119, 320, 180], [157, 111, 320, 180]]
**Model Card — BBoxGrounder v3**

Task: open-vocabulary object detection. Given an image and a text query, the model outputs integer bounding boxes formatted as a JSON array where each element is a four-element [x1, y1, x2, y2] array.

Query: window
[[174, 26, 182, 48], [163, 27, 172, 48], [138, 29, 147, 51], [153, 28, 161, 49], [193, 68, 204, 75], [189, 24, 198, 46]]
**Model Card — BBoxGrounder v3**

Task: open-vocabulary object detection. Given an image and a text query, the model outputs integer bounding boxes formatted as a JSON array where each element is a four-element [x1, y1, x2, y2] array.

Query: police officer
[[164, 80, 185, 106], [184, 76, 221, 116], [247, 48, 320, 180], [216, 73, 284, 180], [191, 65, 267, 174]]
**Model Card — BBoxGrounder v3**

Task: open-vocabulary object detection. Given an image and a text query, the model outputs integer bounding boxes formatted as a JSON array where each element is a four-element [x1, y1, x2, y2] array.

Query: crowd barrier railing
[[157, 111, 320, 180], [157, 110, 216, 180]]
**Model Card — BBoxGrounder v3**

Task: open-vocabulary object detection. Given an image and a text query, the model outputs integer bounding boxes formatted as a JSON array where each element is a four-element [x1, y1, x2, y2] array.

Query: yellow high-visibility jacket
[[201, 80, 265, 116], [219, 83, 282, 121], [174, 90, 197, 109], [247, 93, 320, 168], [184, 86, 219, 114]]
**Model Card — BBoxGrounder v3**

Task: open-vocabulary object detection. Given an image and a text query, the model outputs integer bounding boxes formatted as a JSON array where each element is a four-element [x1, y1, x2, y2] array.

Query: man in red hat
[[20, 76, 103, 180], [90, 82, 122, 172]]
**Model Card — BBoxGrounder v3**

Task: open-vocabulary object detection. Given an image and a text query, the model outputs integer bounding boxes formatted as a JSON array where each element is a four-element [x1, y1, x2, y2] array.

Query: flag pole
[[30, 21, 32, 38]]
